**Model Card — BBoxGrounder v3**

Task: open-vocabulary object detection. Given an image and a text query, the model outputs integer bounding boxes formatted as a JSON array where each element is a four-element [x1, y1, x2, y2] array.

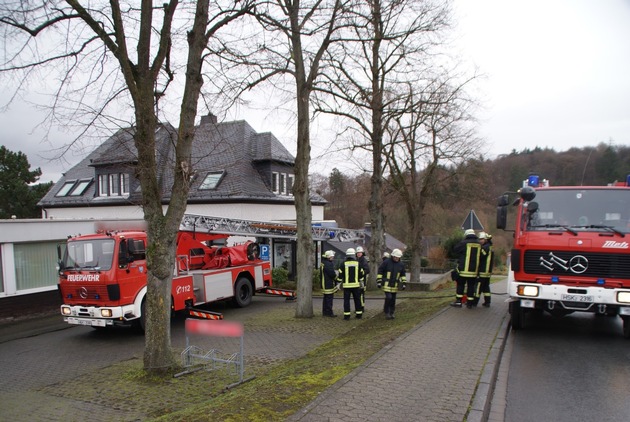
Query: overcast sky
[[1, 0, 629, 183]]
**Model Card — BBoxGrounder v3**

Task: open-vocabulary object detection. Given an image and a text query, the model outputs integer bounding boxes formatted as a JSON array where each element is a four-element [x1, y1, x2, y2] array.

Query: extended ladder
[[180, 214, 363, 241]]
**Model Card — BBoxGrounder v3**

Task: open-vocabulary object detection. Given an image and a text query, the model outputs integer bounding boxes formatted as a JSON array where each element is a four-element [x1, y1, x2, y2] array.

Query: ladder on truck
[[180, 214, 364, 242]]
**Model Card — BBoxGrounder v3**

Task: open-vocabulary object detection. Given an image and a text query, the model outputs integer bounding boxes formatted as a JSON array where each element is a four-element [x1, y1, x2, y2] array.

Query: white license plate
[[66, 317, 106, 327], [561, 294, 593, 303]]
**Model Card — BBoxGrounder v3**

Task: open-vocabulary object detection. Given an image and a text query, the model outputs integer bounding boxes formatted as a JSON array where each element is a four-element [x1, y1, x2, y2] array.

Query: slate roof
[[39, 115, 326, 209]]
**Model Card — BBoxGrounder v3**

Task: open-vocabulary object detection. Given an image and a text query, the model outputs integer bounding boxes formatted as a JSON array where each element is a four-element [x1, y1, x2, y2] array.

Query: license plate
[[66, 317, 106, 327], [561, 294, 593, 303]]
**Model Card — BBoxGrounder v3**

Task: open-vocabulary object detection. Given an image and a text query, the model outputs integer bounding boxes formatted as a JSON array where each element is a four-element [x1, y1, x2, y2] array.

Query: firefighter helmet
[[323, 250, 335, 258], [478, 232, 488, 240], [383, 252, 390, 259], [356, 246, 364, 253], [391, 249, 403, 258], [346, 248, 356, 256], [464, 229, 476, 236]]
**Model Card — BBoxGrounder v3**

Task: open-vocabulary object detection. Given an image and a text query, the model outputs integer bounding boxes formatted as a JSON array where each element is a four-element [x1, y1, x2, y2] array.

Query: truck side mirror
[[57, 244, 65, 271], [496, 194, 509, 230]]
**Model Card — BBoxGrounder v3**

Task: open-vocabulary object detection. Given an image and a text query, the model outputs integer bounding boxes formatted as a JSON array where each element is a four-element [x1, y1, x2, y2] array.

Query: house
[[0, 115, 334, 298], [38, 113, 326, 222]]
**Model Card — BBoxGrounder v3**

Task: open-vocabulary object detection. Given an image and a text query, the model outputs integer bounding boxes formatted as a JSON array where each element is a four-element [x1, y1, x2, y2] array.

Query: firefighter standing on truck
[[320, 250, 338, 317], [337, 248, 365, 320], [356, 246, 370, 310], [451, 229, 481, 309], [476, 232, 494, 307], [377, 248, 406, 320]]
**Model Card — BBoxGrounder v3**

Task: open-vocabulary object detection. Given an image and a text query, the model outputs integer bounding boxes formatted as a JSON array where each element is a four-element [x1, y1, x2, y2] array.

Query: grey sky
[[1, 0, 629, 183]]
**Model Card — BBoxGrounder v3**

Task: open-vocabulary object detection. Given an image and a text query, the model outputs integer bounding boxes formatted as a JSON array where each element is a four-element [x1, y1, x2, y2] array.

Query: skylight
[[199, 171, 225, 190]]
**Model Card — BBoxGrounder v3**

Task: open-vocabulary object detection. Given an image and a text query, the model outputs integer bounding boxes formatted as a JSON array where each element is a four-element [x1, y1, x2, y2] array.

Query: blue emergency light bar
[[527, 175, 539, 187]]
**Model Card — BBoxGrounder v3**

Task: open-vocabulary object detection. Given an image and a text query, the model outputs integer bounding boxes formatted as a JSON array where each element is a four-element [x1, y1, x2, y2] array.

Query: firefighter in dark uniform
[[355, 246, 370, 310], [377, 248, 406, 320], [320, 250, 338, 317], [475, 232, 494, 307], [451, 229, 481, 308], [337, 248, 365, 320]]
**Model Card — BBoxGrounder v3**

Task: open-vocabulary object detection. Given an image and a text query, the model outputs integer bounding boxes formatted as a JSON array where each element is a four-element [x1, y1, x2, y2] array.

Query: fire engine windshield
[[63, 239, 115, 270], [527, 188, 630, 234]]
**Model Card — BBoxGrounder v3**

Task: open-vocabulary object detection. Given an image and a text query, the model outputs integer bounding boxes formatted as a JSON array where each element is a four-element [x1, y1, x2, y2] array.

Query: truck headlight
[[617, 292, 630, 304], [61, 306, 71, 316], [517, 285, 539, 297], [100, 309, 112, 318]]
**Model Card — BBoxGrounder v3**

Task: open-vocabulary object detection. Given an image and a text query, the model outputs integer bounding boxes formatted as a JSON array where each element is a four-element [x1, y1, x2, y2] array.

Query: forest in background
[[311, 142, 630, 268]]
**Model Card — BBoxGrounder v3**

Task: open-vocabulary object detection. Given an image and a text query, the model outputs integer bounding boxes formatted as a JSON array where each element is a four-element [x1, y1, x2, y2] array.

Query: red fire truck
[[57, 215, 298, 330], [497, 174, 630, 337]]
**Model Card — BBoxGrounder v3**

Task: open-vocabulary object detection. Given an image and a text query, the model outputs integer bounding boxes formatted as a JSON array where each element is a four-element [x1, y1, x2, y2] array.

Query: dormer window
[[272, 172, 294, 196], [199, 171, 225, 190], [98, 173, 130, 197]]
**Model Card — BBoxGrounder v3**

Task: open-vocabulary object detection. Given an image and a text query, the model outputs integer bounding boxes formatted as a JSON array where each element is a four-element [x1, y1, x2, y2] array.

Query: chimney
[[200, 113, 218, 126]]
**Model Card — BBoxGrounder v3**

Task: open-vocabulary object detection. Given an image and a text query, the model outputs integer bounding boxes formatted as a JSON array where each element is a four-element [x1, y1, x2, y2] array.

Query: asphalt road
[[504, 311, 630, 421]]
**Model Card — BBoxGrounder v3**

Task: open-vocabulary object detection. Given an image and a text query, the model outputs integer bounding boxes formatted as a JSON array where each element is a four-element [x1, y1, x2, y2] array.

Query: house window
[[98, 173, 130, 197], [280, 173, 286, 194], [287, 175, 294, 195], [272, 172, 279, 193], [69, 179, 92, 196], [109, 174, 120, 195], [56, 181, 77, 197], [98, 175, 109, 196], [199, 171, 224, 190]]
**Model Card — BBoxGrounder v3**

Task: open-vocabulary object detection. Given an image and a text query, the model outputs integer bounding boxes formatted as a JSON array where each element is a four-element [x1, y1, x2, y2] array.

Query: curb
[[467, 311, 511, 422]]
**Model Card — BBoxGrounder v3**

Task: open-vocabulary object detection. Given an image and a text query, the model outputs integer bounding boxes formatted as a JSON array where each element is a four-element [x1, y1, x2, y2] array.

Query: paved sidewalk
[[288, 278, 509, 422]]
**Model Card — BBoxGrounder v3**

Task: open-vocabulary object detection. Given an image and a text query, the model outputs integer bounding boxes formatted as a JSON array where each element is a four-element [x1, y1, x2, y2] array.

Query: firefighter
[[355, 246, 370, 309], [451, 229, 481, 309], [377, 248, 406, 320], [476, 232, 494, 307], [337, 248, 365, 320], [320, 250, 338, 317]]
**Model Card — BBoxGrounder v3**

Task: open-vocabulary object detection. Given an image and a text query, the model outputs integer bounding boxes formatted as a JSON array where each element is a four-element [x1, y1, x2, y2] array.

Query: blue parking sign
[[260, 244, 270, 261]]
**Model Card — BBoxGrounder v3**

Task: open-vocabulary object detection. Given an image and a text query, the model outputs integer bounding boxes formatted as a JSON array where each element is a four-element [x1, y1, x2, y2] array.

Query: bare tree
[[0, 0, 253, 373], [384, 75, 481, 282], [314, 0, 451, 287], [210, 0, 351, 317]]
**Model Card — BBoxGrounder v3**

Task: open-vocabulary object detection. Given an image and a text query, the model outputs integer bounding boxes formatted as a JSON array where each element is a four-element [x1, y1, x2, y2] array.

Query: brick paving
[[288, 278, 509, 422], [0, 276, 509, 421]]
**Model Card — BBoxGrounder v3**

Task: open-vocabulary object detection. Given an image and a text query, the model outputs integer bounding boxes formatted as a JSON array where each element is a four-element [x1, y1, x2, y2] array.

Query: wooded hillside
[[312, 143, 630, 267]]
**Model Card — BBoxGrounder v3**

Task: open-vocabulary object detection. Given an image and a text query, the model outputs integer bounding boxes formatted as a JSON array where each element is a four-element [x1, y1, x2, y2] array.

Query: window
[[56, 181, 76, 197], [98, 173, 130, 197], [280, 173, 286, 194], [272, 172, 279, 193], [98, 174, 109, 196], [287, 175, 294, 195], [272, 172, 294, 195], [109, 174, 120, 195], [69, 179, 92, 196], [199, 171, 224, 190]]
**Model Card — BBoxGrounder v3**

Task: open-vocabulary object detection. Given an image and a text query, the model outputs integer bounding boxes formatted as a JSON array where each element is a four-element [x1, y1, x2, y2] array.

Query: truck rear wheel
[[233, 277, 253, 308], [510, 301, 524, 330]]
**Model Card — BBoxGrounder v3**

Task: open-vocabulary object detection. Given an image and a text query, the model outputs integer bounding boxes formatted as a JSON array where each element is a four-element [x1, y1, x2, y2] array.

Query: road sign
[[461, 210, 484, 231]]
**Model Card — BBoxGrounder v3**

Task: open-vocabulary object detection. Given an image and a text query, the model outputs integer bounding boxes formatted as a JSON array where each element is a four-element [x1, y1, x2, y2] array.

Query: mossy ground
[[41, 284, 459, 421]]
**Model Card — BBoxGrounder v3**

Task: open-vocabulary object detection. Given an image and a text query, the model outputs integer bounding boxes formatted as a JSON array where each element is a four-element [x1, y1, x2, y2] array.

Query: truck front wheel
[[233, 277, 253, 308], [622, 316, 630, 339], [510, 300, 525, 330]]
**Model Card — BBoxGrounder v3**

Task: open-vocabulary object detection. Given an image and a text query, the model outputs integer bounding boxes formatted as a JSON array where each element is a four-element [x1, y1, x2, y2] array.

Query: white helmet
[[323, 250, 335, 258], [478, 232, 488, 240], [356, 246, 364, 253], [346, 248, 356, 256], [382, 251, 390, 259], [391, 249, 403, 258], [464, 229, 476, 236]]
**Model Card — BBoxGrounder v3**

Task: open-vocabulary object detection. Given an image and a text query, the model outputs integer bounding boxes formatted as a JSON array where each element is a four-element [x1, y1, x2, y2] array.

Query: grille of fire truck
[[65, 285, 110, 301], [524, 250, 630, 279]]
